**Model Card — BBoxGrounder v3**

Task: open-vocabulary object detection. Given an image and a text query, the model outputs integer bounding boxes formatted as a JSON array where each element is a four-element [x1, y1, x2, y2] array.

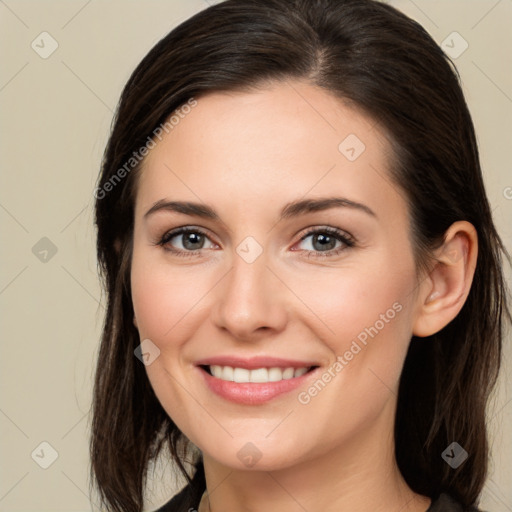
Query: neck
[[199, 402, 431, 512]]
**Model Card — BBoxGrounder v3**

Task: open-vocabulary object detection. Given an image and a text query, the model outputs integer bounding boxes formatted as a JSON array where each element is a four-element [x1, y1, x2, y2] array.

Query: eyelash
[[155, 226, 355, 259]]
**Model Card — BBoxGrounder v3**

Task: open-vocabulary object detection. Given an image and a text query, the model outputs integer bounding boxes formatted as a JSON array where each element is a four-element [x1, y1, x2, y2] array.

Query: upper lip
[[195, 355, 319, 370]]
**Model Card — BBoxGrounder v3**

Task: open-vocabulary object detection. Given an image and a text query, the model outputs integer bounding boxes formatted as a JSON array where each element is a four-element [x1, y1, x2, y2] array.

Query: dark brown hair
[[90, 0, 511, 510]]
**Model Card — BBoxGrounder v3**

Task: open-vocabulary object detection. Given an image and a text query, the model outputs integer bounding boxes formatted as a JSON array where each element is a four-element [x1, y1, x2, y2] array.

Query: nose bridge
[[213, 239, 287, 337]]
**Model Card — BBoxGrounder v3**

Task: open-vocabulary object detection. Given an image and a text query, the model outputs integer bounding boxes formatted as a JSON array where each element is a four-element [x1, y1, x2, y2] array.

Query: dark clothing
[[427, 494, 481, 512], [154, 462, 483, 512]]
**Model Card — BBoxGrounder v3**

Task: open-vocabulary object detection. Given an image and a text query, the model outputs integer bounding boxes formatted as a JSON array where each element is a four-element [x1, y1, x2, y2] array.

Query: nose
[[211, 247, 289, 341]]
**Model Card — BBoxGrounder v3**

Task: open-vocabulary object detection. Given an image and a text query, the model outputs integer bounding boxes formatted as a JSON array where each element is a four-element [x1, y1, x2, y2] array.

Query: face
[[130, 81, 421, 471]]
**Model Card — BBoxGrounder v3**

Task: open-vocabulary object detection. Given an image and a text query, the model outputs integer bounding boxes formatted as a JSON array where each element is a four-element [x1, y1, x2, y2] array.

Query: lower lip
[[197, 366, 318, 405]]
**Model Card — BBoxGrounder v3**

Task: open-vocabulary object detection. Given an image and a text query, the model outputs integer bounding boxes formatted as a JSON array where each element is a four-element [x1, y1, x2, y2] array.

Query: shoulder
[[428, 493, 485, 512], [154, 488, 486, 512]]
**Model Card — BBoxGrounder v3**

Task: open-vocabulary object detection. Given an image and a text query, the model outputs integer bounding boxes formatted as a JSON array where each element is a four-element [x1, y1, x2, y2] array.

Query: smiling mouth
[[200, 364, 318, 383]]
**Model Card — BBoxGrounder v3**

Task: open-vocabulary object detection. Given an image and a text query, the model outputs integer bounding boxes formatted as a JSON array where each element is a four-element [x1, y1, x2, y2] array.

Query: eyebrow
[[144, 196, 376, 221]]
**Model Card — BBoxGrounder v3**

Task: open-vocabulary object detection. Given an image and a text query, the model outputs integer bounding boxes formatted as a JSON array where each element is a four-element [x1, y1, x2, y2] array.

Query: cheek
[[131, 248, 208, 343], [130, 248, 209, 423], [290, 257, 415, 388], [294, 262, 412, 341]]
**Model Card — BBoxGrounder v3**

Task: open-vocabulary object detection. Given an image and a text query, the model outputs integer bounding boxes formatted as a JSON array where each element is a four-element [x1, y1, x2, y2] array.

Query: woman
[[90, 0, 510, 511]]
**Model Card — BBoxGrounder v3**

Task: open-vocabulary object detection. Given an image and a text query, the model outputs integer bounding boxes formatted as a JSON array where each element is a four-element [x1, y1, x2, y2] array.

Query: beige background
[[1, 0, 511, 510]]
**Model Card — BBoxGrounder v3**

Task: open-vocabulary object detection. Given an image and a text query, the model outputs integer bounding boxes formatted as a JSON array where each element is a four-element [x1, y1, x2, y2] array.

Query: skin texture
[[130, 81, 477, 512]]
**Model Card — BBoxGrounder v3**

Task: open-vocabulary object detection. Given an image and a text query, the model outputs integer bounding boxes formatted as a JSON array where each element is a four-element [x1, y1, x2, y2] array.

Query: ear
[[413, 221, 478, 337]]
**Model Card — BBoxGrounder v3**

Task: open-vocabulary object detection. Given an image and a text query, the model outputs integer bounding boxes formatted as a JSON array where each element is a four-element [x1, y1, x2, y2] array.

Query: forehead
[[135, 81, 404, 224]]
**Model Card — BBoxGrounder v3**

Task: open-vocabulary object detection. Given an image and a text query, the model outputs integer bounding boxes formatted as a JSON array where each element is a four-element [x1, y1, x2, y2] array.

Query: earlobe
[[413, 221, 478, 337]]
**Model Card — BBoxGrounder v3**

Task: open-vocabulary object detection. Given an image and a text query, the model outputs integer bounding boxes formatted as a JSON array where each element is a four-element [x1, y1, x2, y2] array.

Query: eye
[[156, 227, 217, 257], [294, 227, 355, 258], [155, 225, 355, 259]]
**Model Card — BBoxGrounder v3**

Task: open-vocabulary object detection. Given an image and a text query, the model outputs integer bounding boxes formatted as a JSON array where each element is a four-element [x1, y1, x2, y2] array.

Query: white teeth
[[282, 367, 295, 379], [233, 367, 250, 382], [250, 368, 268, 383], [222, 365, 234, 381], [294, 367, 308, 377], [208, 365, 311, 382]]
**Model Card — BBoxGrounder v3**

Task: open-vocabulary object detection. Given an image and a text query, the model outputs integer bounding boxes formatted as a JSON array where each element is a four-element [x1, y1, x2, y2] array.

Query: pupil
[[184, 233, 203, 250], [314, 233, 335, 251]]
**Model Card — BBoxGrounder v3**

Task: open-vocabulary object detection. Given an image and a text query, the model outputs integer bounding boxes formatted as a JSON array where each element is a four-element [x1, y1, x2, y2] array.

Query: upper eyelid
[[299, 226, 353, 242], [161, 226, 216, 244], [160, 225, 354, 248]]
